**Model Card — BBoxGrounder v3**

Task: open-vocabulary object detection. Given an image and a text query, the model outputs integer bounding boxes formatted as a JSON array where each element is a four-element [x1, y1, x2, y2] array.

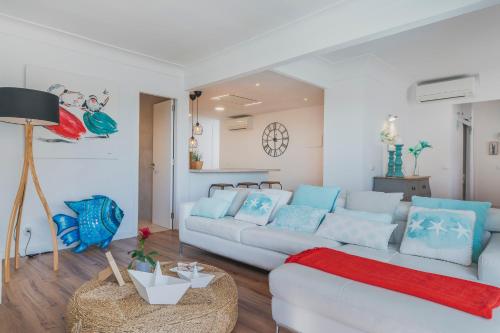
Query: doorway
[[138, 93, 175, 232]]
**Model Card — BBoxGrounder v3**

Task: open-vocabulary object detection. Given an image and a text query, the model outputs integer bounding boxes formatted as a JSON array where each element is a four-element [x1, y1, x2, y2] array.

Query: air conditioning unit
[[226, 116, 253, 131], [416, 76, 476, 103]]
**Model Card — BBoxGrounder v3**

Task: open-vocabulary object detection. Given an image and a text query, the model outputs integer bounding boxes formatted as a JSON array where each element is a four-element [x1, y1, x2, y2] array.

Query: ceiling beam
[[185, 0, 498, 89]]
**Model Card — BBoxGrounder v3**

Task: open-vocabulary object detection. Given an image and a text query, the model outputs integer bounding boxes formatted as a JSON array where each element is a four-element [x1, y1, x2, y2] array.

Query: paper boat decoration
[[177, 269, 214, 288], [128, 262, 190, 304]]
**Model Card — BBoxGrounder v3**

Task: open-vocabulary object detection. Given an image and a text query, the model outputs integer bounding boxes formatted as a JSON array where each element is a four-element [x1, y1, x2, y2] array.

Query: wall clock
[[262, 122, 289, 157]]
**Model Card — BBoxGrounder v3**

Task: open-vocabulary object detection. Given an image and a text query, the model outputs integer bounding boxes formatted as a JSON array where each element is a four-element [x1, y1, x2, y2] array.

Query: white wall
[[324, 74, 411, 191], [472, 100, 500, 207], [276, 54, 500, 200], [0, 16, 189, 257], [219, 106, 323, 191]]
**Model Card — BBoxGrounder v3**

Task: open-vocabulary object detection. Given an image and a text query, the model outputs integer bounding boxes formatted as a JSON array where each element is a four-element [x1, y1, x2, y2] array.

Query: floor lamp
[[0, 87, 60, 283]]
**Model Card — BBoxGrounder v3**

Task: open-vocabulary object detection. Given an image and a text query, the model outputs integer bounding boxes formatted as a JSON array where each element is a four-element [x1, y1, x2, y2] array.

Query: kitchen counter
[[189, 168, 279, 173], [188, 168, 280, 199]]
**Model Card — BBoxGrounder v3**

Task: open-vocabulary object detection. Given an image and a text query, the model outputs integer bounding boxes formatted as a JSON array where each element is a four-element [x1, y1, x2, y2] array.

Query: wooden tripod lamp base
[[0, 87, 61, 284], [4, 124, 59, 283]]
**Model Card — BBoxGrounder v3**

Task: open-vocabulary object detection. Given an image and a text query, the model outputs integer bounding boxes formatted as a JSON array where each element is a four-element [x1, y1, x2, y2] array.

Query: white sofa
[[179, 200, 500, 333]]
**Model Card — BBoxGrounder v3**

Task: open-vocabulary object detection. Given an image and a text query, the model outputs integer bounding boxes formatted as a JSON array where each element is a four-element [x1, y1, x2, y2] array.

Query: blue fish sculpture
[[53, 195, 124, 253]]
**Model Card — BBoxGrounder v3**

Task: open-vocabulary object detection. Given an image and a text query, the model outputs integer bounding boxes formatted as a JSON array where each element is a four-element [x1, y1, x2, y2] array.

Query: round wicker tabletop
[[66, 263, 238, 333]]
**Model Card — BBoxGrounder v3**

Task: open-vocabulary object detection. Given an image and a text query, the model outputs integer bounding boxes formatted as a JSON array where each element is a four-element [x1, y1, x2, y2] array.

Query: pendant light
[[193, 90, 203, 135], [188, 92, 198, 149]]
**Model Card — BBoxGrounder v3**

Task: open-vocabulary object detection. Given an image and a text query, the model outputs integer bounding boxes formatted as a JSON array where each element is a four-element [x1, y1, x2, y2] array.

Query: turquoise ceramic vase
[[394, 144, 404, 177], [386, 150, 395, 177]]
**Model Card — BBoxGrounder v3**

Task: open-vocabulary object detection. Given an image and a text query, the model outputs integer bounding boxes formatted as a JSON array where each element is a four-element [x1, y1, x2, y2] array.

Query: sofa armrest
[[178, 202, 196, 240], [478, 233, 500, 286]]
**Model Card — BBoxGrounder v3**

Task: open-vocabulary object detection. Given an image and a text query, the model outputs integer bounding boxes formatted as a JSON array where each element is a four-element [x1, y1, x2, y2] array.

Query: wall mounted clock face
[[262, 122, 289, 157]]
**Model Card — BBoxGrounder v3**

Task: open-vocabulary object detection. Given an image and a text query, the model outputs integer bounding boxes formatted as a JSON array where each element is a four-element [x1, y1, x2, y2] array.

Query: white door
[[152, 100, 173, 229]]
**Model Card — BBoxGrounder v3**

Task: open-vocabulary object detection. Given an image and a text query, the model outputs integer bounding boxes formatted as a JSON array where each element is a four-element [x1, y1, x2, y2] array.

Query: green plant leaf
[[147, 251, 159, 257], [145, 256, 156, 267]]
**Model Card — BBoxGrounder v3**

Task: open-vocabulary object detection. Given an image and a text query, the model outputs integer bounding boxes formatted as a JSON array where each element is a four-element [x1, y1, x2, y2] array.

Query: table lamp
[[0, 87, 60, 283]]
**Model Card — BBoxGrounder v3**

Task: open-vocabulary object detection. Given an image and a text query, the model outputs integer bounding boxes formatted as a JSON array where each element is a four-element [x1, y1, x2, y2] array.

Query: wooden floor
[[0, 230, 291, 333], [138, 220, 169, 233]]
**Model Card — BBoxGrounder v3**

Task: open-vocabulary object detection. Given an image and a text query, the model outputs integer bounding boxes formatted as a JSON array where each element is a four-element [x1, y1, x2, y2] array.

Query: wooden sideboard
[[373, 176, 431, 201]]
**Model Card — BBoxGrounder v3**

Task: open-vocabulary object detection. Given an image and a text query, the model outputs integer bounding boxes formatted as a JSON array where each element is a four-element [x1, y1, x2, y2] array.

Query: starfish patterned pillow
[[234, 192, 280, 225], [400, 206, 476, 266]]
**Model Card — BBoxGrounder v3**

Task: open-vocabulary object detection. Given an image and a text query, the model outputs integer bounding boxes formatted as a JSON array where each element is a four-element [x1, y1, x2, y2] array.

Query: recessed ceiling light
[[244, 101, 263, 107], [255, 83, 261, 87], [214, 106, 225, 112], [211, 94, 229, 101], [303, 97, 309, 102]]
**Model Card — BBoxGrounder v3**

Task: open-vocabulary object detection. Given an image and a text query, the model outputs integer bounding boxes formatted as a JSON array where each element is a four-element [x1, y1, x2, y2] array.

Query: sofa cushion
[[291, 185, 341, 212], [185, 216, 255, 242], [346, 191, 403, 217], [334, 207, 393, 224], [261, 189, 293, 221], [486, 208, 500, 232], [338, 243, 399, 262], [226, 188, 253, 216], [479, 233, 500, 287], [400, 206, 476, 266], [316, 213, 396, 250], [268, 205, 328, 233], [412, 196, 491, 262], [191, 197, 231, 219], [241, 227, 341, 255], [269, 261, 499, 333], [235, 192, 280, 225]]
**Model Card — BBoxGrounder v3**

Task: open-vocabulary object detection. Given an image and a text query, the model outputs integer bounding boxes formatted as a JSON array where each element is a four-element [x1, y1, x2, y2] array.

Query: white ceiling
[[0, 0, 339, 66], [193, 71, 323, 119], [320, 5, 500, 83]]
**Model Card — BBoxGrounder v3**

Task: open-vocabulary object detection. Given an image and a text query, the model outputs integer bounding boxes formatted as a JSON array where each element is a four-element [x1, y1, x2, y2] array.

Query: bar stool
[[259, 181, 283, 189], [236, 182, 259, 189], [208, 183, 234, 197]]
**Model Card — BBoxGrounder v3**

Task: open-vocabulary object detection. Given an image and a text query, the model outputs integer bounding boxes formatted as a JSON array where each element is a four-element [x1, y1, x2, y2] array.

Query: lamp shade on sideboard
[[0, 87, 59, 126]]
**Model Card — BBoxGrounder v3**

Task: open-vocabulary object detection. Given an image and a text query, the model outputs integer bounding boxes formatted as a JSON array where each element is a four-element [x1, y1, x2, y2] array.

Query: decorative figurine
[[128, 261, 191, 305], [53, 195, 124, 253]]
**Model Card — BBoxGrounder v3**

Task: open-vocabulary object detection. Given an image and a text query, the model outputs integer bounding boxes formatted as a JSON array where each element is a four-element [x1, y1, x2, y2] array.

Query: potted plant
[[190, 150, 204, 170], [408, 140, 432, 176], [128, 227, 159, 272]]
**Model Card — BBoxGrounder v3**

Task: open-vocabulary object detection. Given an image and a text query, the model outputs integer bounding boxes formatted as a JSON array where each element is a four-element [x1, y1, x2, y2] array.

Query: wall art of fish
[[53, 195, 124, 253]]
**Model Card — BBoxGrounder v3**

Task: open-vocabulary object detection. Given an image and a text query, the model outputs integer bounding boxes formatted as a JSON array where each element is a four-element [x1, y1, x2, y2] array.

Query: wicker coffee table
[[66, 263, 238, 333]]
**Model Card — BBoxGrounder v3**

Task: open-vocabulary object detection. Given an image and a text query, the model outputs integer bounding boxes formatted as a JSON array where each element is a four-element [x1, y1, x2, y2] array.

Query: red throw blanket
[[286, 247, 500, 319]]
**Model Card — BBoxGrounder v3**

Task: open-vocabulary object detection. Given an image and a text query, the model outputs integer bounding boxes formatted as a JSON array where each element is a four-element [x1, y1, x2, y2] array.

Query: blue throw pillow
[[268, 205, 328, 233], [191, 197, 231, 219], [291, 185, 341, 212], [412, 196, 491, 262], [234, 192, 279, 225]]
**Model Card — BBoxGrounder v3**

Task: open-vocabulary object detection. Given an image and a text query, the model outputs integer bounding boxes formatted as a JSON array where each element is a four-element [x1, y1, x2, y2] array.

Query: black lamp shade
[[0, 87, 59, 126]]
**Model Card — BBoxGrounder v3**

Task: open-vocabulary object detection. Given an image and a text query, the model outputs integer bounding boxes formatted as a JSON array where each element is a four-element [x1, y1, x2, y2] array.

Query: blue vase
[[394, 144, 404, 177], [386, 150, 395, 177], [135, 261, 150, 272]]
